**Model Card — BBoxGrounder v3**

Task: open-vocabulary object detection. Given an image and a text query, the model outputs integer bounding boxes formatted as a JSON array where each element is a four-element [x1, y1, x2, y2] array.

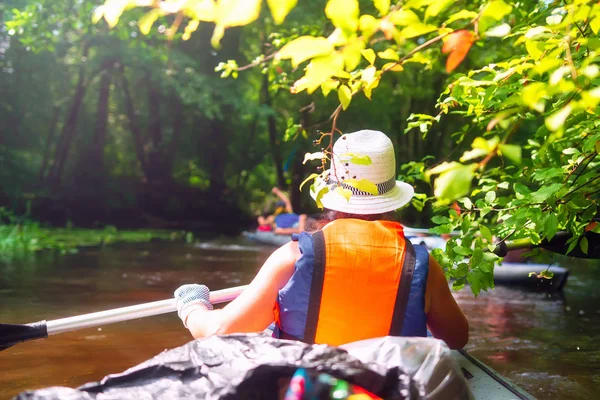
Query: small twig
[[565, 35, 578, 81], [563, 173, 600, 198], [237, 53, 276, 71], [565, 152, 597, 185]]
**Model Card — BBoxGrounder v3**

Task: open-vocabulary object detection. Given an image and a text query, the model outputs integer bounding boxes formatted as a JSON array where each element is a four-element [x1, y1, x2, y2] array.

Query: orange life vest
[[274, 219, 427, 346]]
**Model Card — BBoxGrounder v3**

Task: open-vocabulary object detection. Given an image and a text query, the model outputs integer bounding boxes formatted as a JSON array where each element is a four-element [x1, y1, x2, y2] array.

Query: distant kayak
[[243, 230, 292, 247]]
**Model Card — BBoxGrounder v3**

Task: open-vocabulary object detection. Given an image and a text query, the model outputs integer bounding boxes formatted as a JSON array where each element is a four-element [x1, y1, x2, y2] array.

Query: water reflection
[[0, 242, 599, 399]]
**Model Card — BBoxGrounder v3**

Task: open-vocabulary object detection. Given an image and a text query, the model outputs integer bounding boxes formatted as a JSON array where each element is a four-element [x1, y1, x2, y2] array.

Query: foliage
[[0, 207, 185, 259], [104, 0, 600, 295]]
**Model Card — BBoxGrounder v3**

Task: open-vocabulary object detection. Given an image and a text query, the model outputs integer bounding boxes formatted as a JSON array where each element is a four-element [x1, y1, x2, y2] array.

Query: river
[[0, 240, 599, 399]]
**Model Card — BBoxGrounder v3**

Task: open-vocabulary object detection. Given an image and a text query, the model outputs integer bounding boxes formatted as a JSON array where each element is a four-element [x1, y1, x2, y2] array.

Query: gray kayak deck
[[453, 350, 535, 400]]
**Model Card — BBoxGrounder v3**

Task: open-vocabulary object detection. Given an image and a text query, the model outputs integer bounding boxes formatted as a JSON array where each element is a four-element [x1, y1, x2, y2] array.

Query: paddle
[[494, 231, 600, 259], [0, 285, 247, 352], [406, 225, 600, 259]]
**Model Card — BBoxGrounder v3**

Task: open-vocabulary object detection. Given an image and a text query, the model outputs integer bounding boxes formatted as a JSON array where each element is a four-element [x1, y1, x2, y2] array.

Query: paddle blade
[[540, 232, 600, 259], [0, 321, 47, 351]]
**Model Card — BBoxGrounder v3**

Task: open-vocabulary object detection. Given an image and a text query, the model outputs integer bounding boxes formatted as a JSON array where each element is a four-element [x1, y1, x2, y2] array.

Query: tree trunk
[[47, 43, 90, 187], [91, 69, 111, 170], [120, 69, 148, 177], [262, 74, 285, 188], [165, 97, 184, 173], [38, 106, 61, 183], [207, 119, 228, 196]]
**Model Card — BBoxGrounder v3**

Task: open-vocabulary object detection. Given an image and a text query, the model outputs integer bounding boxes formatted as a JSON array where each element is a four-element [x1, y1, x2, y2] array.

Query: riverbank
[[0, 221, 189, 259]]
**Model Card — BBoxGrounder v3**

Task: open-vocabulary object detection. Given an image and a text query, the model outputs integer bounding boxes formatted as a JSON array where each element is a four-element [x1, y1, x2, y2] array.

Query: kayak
[[243, 229, 292, 247], [407, 235, 570, 291], [15, 334, 535, 400], [492, 262, 568, 291]]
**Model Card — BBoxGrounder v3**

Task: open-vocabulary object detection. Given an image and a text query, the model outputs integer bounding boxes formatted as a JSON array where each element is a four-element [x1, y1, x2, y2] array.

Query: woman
[[175, 130, 469, 349]]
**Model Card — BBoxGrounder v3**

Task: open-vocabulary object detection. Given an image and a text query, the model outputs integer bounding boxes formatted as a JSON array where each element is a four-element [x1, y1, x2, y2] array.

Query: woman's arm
[[272, 187, 293, 213], [183, 241, 300, 338], [424, 256, 469, 349]]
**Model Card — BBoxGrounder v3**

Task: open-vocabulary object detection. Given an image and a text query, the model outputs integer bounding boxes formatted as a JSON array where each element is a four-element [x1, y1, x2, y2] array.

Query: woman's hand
[[174, 284, 213, 328]]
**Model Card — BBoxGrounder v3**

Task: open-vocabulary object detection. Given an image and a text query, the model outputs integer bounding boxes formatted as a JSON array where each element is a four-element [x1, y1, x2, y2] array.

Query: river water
[[0, 240, 599, 399]]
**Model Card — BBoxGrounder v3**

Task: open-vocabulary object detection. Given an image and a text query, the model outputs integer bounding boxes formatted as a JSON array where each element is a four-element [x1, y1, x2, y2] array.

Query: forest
[[1, 0, 599, 291]]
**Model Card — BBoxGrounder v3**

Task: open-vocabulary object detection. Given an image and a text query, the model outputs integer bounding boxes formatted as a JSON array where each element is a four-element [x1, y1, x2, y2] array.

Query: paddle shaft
[[47, 285, 247, 335]]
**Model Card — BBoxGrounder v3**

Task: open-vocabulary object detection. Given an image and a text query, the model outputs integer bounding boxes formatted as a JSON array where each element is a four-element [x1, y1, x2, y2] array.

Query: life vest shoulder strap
[[389, 239, 417, 335], [303, 229, 325, 344]]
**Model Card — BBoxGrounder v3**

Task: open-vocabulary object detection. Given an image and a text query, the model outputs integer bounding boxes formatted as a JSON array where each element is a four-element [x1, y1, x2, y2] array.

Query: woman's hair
[[308, 210, 400, 231]]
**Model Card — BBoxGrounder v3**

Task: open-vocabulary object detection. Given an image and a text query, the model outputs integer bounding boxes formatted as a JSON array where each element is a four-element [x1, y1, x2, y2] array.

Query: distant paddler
[[257, 186, 307, 235]]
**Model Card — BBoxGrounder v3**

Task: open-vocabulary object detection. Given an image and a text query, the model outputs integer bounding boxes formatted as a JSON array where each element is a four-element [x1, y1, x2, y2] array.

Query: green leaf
[[292, 53, 345, 94], [525, 40, 545, 60], [444, 10, 478, 25], [377, 48, 399, 61], [453, 246, 471, 256], [277, 36, 334, 67], [544, 213, 558, 240], [426, 161, 460, 177], [138, 9, 163, 35], [484, 23, 511, 38], [344, 178, 379, 195], [521, 82, 547, 112], [340, 153, 372, 165], [303, 152, 325, 164], [498, 144, 522, 165], [359, 15, 379, 38], [300, 173, 319, 191], [373, 0, 390, 16], [530, 183, 562, 203], [591, 17, 600, 35], [460, 147, 488, 162], [266, 0, 297, 25], [431, 215, 450, 224], [338, 85, 352, 110], [314, 186, 330, 208], [481, 0, 512, 21], [360, 49, 376, 65], [545, 104, 572, 132], [92, 6, 105, 24], [321, 79, 340, 96], [452, 279, 466, 291], [335, 186, 353, 201], [425, 0, 453, 20], [434, 164, 475, 202], [471, 248, 484, 267], [216, 0, 262, 27], [342, 39, 365, 71], [525, 26, 551, 39], [182, 19, 200, 41], [480, 225, 492, 243], [211, 25, 226, 49], [326, 0, 359, 33], [388, 9, 419, 26], [400, 23, 437, 38], [485, 191, 496, 203], [581, 236, 589, 255], [103, 0, 129, 28]]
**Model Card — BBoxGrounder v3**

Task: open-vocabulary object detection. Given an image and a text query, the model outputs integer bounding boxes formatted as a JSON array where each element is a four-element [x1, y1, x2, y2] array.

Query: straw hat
[[311, 129, 414, 214]]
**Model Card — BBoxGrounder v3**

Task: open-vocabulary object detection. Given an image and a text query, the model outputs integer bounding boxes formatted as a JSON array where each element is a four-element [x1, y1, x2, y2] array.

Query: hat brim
[[311, 180, 414, 215]]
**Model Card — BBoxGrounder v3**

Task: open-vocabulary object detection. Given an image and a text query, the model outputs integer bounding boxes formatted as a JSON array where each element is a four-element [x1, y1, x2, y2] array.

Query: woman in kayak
[[257, 187, 307, 234], [175, 130, 469, 349]]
